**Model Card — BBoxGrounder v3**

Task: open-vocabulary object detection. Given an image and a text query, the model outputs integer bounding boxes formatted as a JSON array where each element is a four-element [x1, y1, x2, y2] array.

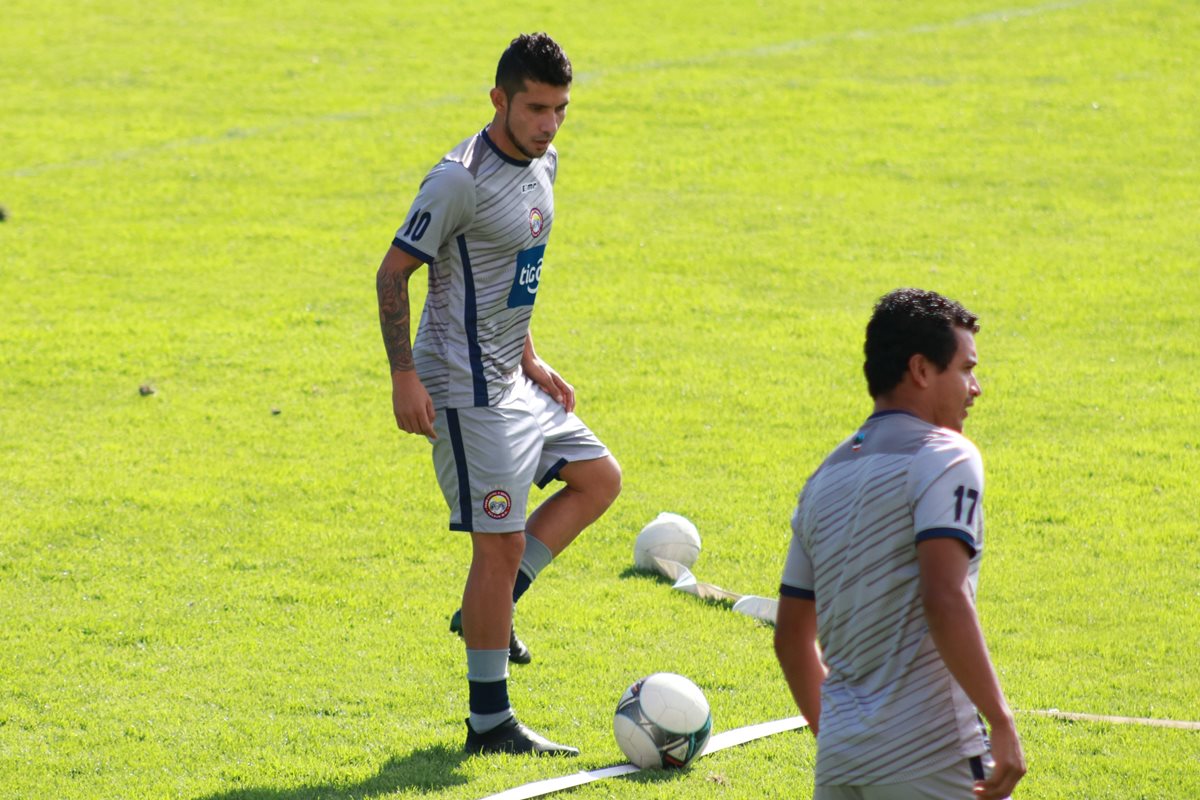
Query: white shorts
[[815, 756, 990, 800], [430, 376, 610, 533]]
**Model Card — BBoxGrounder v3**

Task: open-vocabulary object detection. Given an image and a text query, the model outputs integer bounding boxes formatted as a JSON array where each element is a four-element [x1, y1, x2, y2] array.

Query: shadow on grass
[[618, 566, 730, 609], [194, 743, 469, 800], [620, 768, 689, 785], [618, 566, 663, 581], [193, 743, 687, 799]]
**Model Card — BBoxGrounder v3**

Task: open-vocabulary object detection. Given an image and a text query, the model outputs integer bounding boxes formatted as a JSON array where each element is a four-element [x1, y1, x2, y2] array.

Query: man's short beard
[[505, 110, 540, 160]]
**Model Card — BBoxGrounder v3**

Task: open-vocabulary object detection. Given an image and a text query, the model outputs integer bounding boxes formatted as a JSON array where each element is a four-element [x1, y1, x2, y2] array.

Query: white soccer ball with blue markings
[[634, 512, 701, 570], [613, 672, 712, 769]]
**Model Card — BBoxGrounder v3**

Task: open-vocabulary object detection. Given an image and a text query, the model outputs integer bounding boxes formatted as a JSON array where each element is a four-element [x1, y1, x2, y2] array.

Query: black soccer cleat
[[507, 627, 531, 664], [450, 609, 532, 665], [464, 716, 579, 756]]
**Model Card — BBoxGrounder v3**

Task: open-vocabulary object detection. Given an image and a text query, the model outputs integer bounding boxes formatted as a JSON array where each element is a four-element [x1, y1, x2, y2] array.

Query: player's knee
[[562, 455, 621, 510], [595, 456, 622, 509], [470, 531, 526, 572]]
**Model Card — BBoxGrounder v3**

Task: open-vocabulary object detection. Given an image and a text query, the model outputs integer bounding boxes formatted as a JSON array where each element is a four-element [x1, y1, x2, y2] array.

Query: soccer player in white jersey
[[775, 289, 1025, 799], [375, 33, 621, 756]]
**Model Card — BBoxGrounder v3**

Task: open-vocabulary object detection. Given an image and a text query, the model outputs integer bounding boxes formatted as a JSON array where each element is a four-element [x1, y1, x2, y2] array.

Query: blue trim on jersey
[[969, 756, 986, 781], [446, 409, 474, 531], [480, 127, 532, 168], [392, 236, 434, 264], [536, 457, 568, 489], [779, 583, 816, 601], [456, 235, 489, 406], [915, 527, 977, 558]]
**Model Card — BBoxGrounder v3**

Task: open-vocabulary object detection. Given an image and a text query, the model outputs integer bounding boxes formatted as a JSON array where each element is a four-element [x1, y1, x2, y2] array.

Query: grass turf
[[2, 0, 1198, 797]]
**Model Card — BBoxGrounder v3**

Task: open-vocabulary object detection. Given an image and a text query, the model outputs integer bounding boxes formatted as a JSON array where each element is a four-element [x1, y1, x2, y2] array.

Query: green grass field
[[2, 1, 1198, 798]]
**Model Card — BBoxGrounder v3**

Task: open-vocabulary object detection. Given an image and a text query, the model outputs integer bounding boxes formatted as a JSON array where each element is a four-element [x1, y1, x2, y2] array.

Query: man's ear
[[489, 86, 507, 114], [907, 353, 933, 389]]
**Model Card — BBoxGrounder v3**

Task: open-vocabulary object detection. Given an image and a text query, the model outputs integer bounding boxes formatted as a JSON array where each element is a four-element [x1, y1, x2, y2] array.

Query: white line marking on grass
[[7, 0, 1096, 178], [1023, 709, 1200, 730], [581, 0, 1097, 77], [477, 716, 808, 800], [475, 707, 1196, 800], [7, 101, 464, 178]]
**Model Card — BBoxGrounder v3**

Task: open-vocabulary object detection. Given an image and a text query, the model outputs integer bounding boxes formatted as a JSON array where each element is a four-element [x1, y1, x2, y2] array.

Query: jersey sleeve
[[780, 501, 816, 600], [911, 436, 985, 557], [392, 160, 475, 264]]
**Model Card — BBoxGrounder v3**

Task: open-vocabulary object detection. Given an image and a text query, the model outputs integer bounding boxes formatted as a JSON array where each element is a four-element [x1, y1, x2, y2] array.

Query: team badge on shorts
[[529, 207, 543, 238], [484, 490, 512, 520]]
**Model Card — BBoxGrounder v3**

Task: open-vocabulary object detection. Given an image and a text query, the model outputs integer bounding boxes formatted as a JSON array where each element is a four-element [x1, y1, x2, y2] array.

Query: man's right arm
[[376, 245, 436, 437], [918, 539, 1025, 799]]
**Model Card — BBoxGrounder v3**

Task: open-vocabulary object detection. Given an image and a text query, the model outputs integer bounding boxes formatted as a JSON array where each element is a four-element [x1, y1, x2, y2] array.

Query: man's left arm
[[775, 502, 824, 734], [774, 595, 825, 735], [522, 331, 575, 412]]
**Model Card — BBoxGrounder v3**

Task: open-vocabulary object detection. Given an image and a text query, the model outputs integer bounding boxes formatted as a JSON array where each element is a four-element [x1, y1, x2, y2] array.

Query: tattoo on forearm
[[377, 263, 419, 373]]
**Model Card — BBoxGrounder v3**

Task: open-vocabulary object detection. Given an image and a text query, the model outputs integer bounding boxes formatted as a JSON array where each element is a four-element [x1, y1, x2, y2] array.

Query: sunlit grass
[[2, 1, 1197, 798]]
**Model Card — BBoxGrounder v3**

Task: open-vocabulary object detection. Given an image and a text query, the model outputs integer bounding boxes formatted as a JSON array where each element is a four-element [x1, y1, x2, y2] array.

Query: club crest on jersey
[[484, 490, 511, 520], [529, 207, 544, 238]]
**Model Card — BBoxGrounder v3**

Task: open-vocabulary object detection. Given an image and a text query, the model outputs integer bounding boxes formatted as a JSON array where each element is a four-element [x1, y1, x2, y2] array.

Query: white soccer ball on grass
[[634, 512, 701, 570], [613, 672, 713, 769]]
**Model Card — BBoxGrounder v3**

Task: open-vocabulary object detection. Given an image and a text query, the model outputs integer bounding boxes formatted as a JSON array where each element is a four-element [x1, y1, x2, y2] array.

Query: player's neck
[[485, 121, 530, 163], [873, 390, 933, 426]]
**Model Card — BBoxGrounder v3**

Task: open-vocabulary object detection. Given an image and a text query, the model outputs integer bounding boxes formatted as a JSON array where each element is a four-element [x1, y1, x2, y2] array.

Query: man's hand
[[391, 370, 436, 438], [524, 357, 575, 412], [975, 718, 1026, 799]]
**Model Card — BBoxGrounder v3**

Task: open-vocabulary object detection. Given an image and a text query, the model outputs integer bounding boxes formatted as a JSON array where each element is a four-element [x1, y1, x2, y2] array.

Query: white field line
[[8, 0, 1096, 179], [477, 716, 808, 800], [584, 0, 1096, 76], [1022, 709, 1200, 730], [475, 708, 1196, 800], [472, 705, 1195, 800]]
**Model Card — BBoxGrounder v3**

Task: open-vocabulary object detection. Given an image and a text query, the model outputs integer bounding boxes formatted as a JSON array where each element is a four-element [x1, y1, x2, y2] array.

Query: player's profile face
[[494, 80, 570, 160], [931, 327, 981, 432]]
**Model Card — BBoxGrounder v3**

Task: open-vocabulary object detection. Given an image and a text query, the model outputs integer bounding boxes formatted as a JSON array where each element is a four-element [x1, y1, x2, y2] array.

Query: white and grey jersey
[[781, 410, 988, 785], [393, 128, 556, 408]]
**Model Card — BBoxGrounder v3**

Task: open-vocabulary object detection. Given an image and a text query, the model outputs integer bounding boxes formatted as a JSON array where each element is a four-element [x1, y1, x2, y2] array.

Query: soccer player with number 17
[[775, 289, 1026, 799]]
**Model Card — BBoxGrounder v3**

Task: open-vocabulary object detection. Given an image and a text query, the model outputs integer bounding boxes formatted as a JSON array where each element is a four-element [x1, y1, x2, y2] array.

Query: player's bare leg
[[451, 530, 531, 662], [461, 531, 523, 649], [461, 529, 578, 755], [525, 455, 621, 555], [453, 456, 621, 666]]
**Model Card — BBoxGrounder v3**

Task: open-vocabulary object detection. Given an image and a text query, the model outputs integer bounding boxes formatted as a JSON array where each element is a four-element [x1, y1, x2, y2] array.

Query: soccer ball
[[613, 672, 712, 769], [634, 512, 701, 570]]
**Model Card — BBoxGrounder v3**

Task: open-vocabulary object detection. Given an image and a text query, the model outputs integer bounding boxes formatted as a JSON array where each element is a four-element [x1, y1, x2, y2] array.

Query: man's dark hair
[[863, 288, 980, 398], [496, 33, 572, 99]]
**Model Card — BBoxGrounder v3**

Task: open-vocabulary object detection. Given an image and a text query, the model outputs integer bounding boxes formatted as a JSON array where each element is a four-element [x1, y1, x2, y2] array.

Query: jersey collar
[[867, 409, 922, 421]]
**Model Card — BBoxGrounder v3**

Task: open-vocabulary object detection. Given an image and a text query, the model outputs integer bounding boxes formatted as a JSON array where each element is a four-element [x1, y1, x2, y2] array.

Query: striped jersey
[[781, 410, 989, 784], [393, 128, 556, 409]]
